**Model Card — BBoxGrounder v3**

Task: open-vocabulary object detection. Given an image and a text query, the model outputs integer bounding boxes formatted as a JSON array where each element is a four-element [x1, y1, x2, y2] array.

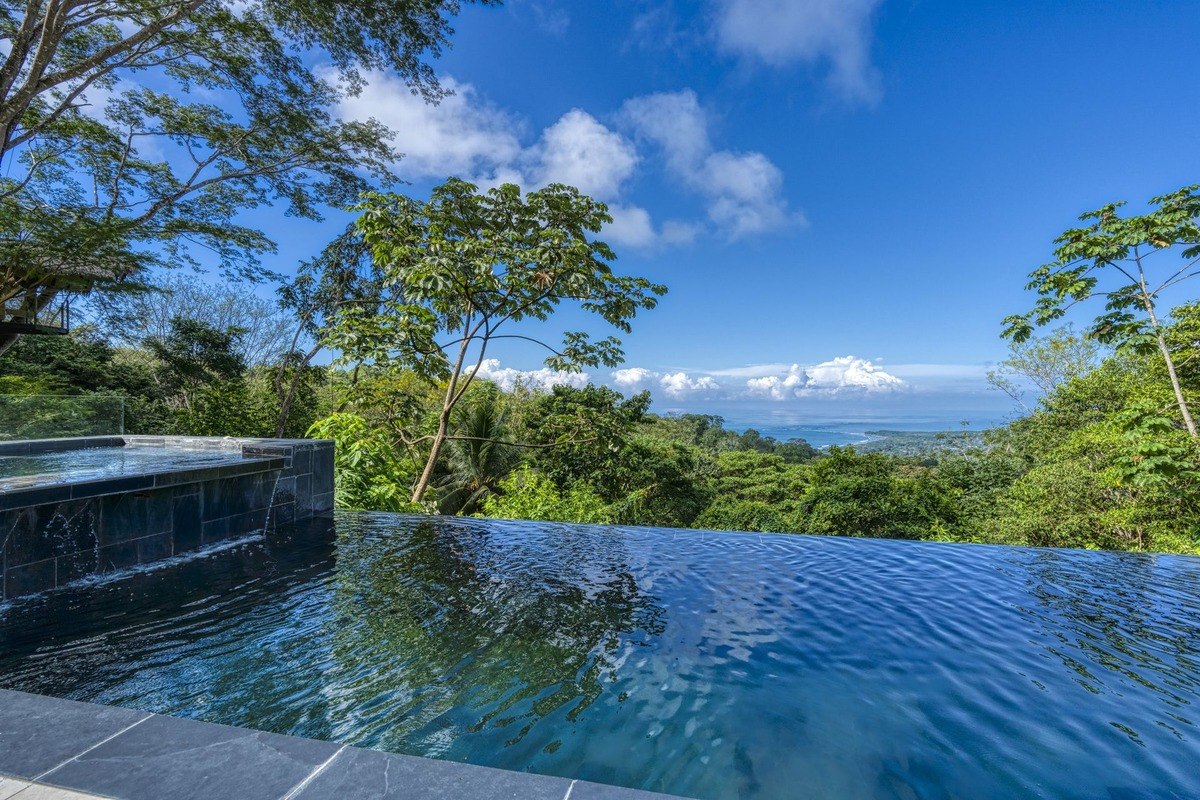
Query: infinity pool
[[0, 514, 1197, 799]]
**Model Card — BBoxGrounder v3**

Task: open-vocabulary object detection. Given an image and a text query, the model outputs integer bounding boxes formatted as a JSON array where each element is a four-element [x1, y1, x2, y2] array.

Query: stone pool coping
[[0, 689, 686, 800]]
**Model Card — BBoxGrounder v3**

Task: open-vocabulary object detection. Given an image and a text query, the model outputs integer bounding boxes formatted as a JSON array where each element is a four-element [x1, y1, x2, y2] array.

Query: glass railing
[[0, 395, 126, 440]]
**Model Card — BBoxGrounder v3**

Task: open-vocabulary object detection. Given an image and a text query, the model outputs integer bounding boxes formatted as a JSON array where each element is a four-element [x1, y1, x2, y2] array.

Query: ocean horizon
[[679, 411, 1011, 448]]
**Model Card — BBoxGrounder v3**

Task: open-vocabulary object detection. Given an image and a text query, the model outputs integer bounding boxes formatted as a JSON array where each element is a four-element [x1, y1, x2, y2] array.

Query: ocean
[[714, 415, 1007, 448]]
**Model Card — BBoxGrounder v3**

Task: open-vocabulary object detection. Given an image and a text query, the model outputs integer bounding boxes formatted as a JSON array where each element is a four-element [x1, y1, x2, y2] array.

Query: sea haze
[[700, 411, 1008, 448]]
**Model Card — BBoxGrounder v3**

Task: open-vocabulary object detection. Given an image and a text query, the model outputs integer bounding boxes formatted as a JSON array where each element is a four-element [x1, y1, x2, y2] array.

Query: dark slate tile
[[56, 547, 100, 587], [38, 501, 97, 561], [146, 490, 173, 534], [69, 474, 154, 501], [271, 501, 296, 528], [0, 689, 149, 779], [153, 466, 223, 488], [4, 558, 55, 599], [97, 539, 139, 573], [295, 473, 313, 515], [312, 492, 335, 514], [97, 493, 148, 545], [136, 532, 172, 563], [201, 509, 268, 545], [0, 485, 71, 513], [312, 448, 335, 496], [291, 446, 312, 477], [172, 492, 202, 553], [273, 475, 297, 506], [202, 474, 274, 520], [292, 746, 571, 800], [41, 713, 339, 800], [569, 780, 687, 799]]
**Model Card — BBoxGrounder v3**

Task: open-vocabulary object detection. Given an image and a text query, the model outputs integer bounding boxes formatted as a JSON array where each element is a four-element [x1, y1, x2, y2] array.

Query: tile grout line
[[33, 713, 153, 782], [278, 744, 347, 800], [563, 779, 578, 800]]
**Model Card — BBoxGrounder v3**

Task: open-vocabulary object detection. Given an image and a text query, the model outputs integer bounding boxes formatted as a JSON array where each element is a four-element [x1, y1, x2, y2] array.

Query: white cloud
[[745, 356, 904, 399], [660, 371, 720, 399], [620, 90, 799, 238], [476, 358, 589, 392], [611, 367, 659, 388], [334, 76, 792, 248], [334, 72, 523, 180], [526, 109, 639, 200], [712, 0, 885, 105]]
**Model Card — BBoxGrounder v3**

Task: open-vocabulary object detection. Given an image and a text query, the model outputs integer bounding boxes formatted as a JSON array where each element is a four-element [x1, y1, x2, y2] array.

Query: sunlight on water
[[1, 513, 1197, 799]]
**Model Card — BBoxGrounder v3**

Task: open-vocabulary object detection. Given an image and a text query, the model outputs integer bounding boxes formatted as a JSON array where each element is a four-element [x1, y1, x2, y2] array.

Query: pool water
[[0, 514, 1197, 800], [0, 446, 253, 490]]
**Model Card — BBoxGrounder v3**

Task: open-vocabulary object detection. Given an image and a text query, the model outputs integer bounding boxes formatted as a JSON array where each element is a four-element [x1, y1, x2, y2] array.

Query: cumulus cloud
[[334, 75, 793, 247], [611, 367, 659, 389], [745, 356, 904, 399], [525, 109, 638, 199], [334, 72, 523, 180], [476, 359, 589, 392], [660, 371, 720, 399], [712, 0, 885, 105], [620, 90, 798, 238]]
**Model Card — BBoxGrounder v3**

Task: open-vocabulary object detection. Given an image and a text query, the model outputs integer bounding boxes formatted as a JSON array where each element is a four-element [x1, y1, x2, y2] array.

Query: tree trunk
[[411, 406, 451, 503], [1155, 330, 1198, 438], [274, 343, 321, 438], [1138, 276, 1197, 439]]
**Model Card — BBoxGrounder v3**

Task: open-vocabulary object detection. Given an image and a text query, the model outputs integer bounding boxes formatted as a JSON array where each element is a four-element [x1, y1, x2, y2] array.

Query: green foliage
[[1003, 185, 1200, 436], [341, 177, 667, 502], [693, 451, 808, 533], [481, 465, 612, 524], [799, 448, 961, 540], [0, 0, 488, 313], [307, 412, 423, 513], [438, 383, 521, 514], [987, 325, 1101, 410]]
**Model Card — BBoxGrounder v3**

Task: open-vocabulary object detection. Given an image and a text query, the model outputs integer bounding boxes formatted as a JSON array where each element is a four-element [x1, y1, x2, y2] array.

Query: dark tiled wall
[[0, 437, 334, 601]]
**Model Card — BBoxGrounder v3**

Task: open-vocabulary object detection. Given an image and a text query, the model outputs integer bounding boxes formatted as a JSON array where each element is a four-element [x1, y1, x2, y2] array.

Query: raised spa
[[0, 435, 333, 600]]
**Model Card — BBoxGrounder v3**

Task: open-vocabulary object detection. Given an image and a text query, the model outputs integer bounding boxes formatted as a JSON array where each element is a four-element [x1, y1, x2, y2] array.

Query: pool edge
[[0, 688, 687, 800]]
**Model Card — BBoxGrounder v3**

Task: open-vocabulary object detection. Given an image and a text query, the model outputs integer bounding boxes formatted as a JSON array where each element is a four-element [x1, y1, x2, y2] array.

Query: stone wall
[[0, 437, 333, 601]]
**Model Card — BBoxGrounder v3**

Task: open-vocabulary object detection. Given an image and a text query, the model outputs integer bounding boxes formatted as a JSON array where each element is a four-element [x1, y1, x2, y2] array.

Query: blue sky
[[251, 0, 1200, 425]]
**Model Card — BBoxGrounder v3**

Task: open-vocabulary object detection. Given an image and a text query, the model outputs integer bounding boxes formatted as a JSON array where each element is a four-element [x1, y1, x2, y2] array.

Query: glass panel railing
[[0, 395, 126, 440]]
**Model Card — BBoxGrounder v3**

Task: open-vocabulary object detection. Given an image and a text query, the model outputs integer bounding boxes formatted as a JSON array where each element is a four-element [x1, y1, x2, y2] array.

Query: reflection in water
[[1, 514, 1198, 800]]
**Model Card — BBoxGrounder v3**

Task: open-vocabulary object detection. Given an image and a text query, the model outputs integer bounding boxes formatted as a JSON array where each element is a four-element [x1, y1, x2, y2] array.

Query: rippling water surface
[[1, 513, 1198, 800], [0, 446, 252, 489]]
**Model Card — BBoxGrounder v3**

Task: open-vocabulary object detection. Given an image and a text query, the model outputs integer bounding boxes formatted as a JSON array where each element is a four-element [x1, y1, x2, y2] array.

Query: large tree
[[342, 178, 667, 504], [1003, 185, 1200, 438], [0, 0, 493, 352]]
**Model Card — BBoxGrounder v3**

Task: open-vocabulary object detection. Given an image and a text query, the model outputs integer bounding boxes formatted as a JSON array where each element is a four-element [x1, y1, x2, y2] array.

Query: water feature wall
[[0, 436, 333, 601]]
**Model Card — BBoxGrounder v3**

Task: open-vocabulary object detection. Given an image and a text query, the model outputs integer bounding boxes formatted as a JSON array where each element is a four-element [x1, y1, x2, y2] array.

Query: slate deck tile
[[0, 690, 149, 779], [289, 745, 572, 800], [39, 713, 339, 800]]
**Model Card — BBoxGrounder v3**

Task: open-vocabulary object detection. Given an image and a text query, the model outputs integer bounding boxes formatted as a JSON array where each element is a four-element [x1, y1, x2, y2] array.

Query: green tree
[[480, 464, 611, 524], [800, 448, 960, 540], [1003, 185, 1200, 437], [437, 383, 520, 514], [0, 0, 491, 351], [345, 178, 666, 503], [987, 325, 1100, 411]]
